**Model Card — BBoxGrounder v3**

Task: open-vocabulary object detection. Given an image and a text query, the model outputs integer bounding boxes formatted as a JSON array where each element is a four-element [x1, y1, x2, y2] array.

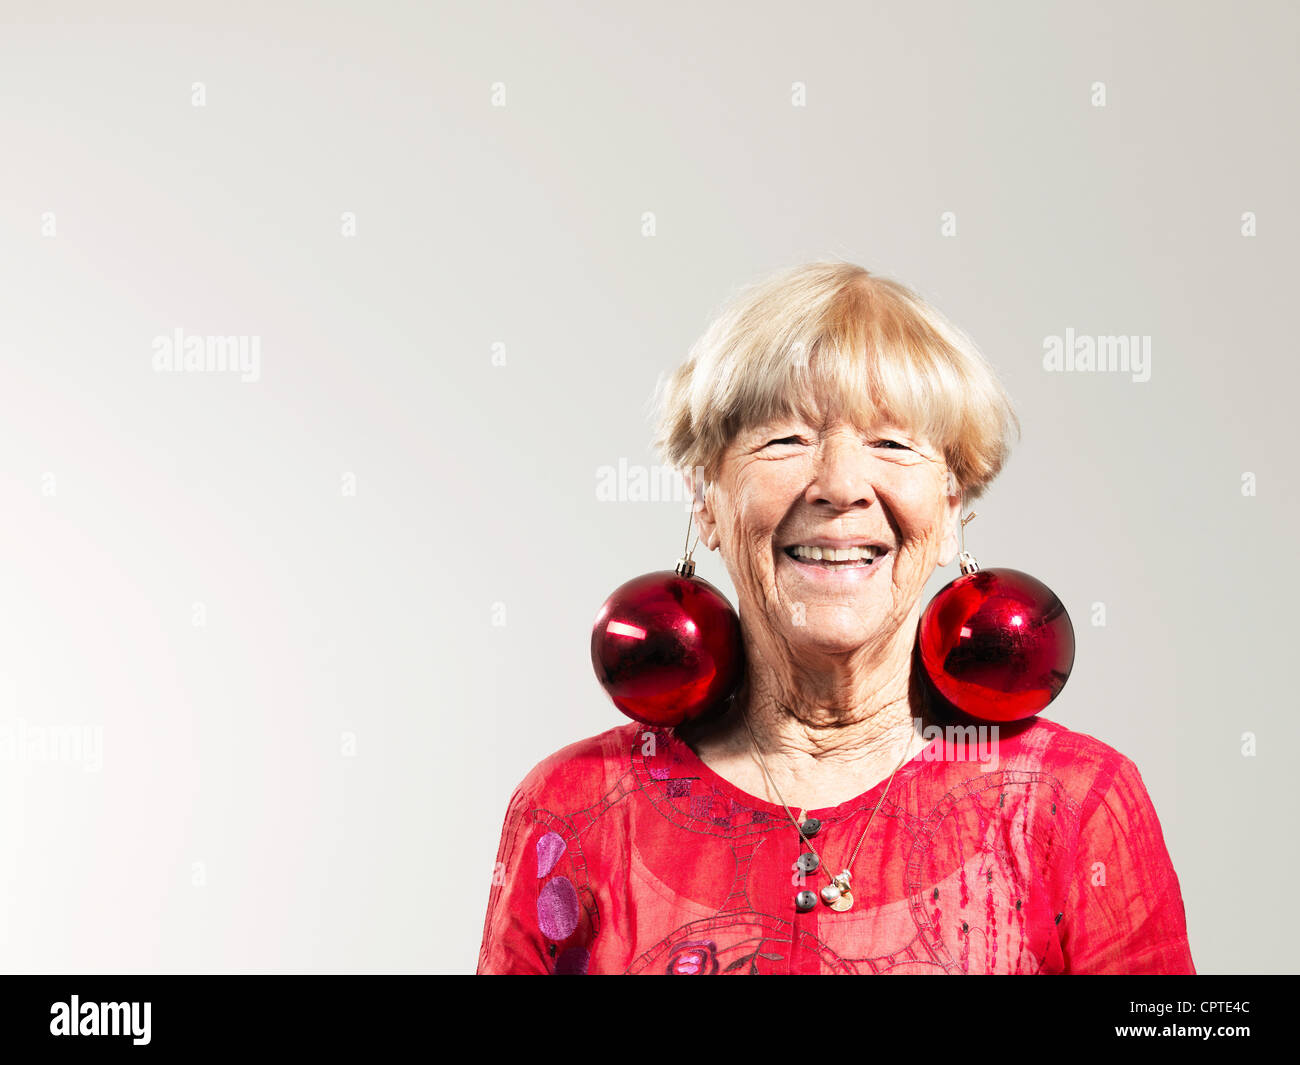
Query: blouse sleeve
[[477, 784, 549, 974], [1059, 753, 1195, 974], [476, 780, 596, 975]]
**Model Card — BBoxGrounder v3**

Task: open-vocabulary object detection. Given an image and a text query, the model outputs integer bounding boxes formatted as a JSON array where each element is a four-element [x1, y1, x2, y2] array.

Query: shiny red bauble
[[919, 567, 1075, 722], [591, 571, 745, 727]]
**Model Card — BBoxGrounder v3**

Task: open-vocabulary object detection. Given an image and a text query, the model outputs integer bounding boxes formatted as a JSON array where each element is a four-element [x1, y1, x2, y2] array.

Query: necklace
[[742, 711, 917, 912]]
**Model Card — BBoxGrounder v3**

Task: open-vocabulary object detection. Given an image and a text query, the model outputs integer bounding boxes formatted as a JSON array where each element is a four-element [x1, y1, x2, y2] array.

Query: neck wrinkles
[[738, 612, 933, 768]]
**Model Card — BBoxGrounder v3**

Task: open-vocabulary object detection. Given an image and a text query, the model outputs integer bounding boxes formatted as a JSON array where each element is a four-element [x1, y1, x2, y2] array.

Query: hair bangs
[[653, 261, 1019, 501]]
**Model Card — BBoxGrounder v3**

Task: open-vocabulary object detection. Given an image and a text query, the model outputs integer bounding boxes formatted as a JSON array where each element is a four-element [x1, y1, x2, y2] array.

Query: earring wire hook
[[676, 478, 703, 577], [957, 497, 980, 575]]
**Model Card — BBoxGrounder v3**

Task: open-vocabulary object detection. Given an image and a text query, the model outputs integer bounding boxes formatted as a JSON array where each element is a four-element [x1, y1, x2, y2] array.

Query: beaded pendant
[[820, 871, 853, 911]]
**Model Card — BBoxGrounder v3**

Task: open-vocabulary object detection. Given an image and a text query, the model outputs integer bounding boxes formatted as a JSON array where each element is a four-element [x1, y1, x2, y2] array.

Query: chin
[[786, 625, 879, 656]]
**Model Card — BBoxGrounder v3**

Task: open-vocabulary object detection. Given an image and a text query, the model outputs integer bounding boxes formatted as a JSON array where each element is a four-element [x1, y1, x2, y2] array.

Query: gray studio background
[[1, 1, 1295, 974]]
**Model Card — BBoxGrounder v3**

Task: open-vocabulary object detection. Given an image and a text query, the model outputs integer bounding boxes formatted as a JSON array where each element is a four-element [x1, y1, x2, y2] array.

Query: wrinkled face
[[693, 408, 962, 659]]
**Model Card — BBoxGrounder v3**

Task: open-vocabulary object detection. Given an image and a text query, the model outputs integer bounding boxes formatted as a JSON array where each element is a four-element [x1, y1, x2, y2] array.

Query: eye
[[871, 439, 910, 450], [764, 435, 806, 447]]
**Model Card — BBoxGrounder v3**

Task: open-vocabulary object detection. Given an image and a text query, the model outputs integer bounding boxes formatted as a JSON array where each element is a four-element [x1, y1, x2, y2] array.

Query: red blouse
[[477, 716, 1194, 974]]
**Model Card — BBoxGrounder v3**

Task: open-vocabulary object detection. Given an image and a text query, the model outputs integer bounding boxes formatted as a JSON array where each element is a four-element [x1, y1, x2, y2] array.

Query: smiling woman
[[477, 260, 1194, 975]]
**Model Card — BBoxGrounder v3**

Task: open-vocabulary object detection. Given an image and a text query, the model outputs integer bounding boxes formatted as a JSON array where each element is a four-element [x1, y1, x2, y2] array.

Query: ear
[[683, 467, 721, 551], [936, 477, 964, 568]]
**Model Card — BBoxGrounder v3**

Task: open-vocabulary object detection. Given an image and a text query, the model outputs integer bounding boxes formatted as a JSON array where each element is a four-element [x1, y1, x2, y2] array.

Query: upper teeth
[[789, 545, 880, 561]]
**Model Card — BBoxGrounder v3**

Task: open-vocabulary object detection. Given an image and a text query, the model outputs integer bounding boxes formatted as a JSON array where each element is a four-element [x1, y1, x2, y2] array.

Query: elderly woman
[[477, 261, 1194, 975]]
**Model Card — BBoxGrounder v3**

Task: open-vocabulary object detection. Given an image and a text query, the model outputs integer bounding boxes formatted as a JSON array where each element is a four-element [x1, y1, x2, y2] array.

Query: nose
[[805, 428, 876, 510]]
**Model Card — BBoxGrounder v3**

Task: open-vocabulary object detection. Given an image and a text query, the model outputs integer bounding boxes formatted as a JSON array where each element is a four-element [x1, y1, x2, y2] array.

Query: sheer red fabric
[[477, 717, 1194, 974]]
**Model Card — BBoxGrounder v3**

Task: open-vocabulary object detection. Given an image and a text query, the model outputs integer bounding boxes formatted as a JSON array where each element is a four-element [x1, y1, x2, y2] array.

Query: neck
[[750, 599, 930, 743], [677, 611, 939, 809]]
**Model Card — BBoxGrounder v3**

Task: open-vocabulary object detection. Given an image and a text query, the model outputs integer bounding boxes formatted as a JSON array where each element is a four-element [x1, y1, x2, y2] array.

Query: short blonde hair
[[650, 260, 1020, 502]]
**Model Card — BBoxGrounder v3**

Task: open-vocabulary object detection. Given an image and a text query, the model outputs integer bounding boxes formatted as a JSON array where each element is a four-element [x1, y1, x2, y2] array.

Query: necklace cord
[[743, 711, 916, 889]]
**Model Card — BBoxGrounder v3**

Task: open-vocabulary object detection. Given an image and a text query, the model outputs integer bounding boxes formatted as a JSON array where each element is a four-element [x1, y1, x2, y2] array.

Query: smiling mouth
[[782, 545, 883, 569]]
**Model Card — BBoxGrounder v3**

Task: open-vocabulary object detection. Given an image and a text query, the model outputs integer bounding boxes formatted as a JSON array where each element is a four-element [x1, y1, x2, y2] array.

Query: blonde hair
[[650, 260, 1020, 502]]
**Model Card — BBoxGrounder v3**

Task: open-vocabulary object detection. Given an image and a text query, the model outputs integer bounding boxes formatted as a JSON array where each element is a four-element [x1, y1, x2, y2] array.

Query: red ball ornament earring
[[918, 508, 1076, 723], [590, 504, 745, 727]]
